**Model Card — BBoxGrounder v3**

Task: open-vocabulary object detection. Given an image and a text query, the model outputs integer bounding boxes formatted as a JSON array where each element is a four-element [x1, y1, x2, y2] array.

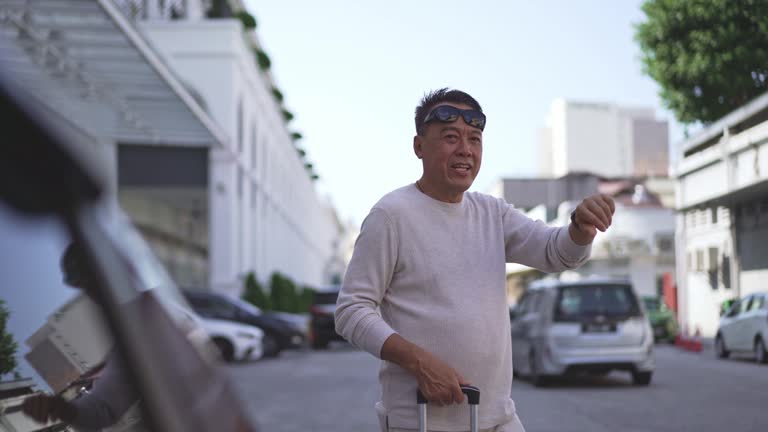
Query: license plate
[[583, 323, 615, 333]]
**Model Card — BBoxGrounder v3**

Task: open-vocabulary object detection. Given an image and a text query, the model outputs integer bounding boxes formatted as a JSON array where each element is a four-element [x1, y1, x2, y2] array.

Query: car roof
[[529, 275, 632, 291]]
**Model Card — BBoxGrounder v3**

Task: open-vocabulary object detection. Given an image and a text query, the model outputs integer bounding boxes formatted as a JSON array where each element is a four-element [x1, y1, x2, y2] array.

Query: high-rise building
[[539, 99, 669, 178]]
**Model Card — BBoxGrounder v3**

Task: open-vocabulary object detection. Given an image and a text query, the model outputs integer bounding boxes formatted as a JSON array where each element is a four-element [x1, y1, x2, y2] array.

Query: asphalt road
[[227, 343, 768, 432]]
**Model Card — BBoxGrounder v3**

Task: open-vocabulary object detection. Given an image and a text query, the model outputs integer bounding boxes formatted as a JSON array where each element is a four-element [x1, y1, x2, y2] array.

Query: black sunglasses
[[422, 105, 486, 131]]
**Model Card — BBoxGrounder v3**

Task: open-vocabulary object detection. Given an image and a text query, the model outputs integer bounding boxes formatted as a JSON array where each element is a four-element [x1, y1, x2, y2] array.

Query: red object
[[662, 273, 677, 314]]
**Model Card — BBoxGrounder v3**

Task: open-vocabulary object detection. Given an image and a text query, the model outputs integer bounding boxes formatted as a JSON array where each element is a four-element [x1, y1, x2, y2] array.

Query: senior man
[[335, 88, 614, 432]]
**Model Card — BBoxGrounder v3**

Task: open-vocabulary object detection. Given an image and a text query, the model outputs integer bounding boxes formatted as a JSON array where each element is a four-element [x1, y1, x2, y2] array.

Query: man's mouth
[[451, 163, 472, 173]]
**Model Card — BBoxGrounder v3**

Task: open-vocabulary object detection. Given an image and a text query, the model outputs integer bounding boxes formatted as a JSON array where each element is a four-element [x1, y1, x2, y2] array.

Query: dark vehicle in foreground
[[642, 296, 678, 343], [511, 276, 654, 386], [309, 286, 344, 349], [0, 69, 257, 431], [184, 290, 306, 357]]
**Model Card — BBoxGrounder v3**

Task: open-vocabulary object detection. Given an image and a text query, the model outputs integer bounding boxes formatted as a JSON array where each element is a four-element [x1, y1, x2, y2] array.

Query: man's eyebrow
[[439, 126, 461, 133]]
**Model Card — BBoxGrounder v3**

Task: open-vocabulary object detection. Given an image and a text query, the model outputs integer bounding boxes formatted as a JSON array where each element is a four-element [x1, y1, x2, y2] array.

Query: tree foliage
[[635, 0, 768, 124], [235, 10, 257, 30], [0, 299, 19, 378], [256, 50, 271, 71], [242, 272, 271, 311]]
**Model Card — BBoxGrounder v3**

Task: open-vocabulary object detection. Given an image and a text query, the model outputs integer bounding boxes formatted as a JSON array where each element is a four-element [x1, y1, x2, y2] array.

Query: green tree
[[269, 272, 292, 312], [0, 299, 19, 378], [235, 10, 257, 30], [256, 50, 271, 71], [242, 272, 271, 311], [297, 286, 316, 314], [635, 0, 768, 124]]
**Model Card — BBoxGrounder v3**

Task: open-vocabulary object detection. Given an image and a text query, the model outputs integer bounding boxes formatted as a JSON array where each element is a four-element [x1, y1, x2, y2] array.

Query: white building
[[122, 0, 344, 292], [539, 99, 669, 179], [0, 0, 343, 295], [673, 92, 768, 337]]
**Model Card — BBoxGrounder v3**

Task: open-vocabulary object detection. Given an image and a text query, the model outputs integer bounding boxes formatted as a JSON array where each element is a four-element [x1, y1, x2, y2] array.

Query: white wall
[[140, 21, 340, 292]]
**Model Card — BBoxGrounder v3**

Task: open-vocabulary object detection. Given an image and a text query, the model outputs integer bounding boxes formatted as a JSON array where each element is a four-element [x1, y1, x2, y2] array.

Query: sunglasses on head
[[422, 105, 486, 132]]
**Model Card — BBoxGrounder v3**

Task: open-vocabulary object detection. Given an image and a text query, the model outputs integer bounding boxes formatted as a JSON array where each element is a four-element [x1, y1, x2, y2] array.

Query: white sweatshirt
[[335, 184, 591, 431]]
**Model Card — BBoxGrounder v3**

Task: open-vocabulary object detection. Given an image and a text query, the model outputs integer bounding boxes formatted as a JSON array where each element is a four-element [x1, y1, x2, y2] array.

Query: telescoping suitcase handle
[[416, 385, 480, 432]]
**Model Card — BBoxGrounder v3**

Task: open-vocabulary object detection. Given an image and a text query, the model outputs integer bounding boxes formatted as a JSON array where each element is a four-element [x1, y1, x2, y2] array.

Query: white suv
[[715, 292, 768, 364]]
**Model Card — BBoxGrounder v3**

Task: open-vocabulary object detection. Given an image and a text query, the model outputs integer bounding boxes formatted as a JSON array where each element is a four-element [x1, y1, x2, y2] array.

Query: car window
[[0, 203, 142, 431], [739, 297, 753, 315], [554, 284, 640, 320], [748, 296, 764, 312], [529, 291, 544, 313], [725, 300, 741, 317], [193, 297, 236, 319], [313, 291, 339, 305], [516, 293, 531, 314]]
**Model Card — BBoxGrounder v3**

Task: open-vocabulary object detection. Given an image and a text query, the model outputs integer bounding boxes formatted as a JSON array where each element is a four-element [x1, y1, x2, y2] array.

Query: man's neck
[[415, 179, 464, 203]]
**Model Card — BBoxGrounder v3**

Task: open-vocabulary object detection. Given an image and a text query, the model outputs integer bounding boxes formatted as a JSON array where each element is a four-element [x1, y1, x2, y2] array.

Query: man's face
[[414, 102, 483, 199]]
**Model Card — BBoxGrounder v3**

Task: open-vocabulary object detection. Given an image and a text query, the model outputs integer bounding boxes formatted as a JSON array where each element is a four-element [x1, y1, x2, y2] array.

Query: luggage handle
[[416, 385, 480, 432]]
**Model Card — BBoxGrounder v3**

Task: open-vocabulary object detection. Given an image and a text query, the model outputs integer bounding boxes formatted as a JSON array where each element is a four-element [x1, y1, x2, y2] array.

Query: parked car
[[199, 317, 264, 362], [510, 276, 655, 386], [184, 291, 305, 357], [642, 296, 678, 343], [0, 69, 257, 431], [309, 286, 344, 349], [715, 292, 768, 364]]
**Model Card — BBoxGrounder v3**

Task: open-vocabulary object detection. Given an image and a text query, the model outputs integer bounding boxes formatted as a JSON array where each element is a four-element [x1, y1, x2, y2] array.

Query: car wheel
[[715, 333, 730, 359], [755, 337, 767, 364], [213, 337, 235, 362], [262, 333, 280, 358], [529, 351, 549, 387], [632, 371, 652, 386]]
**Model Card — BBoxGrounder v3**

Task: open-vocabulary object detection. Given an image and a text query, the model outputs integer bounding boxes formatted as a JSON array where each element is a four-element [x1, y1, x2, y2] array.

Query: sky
[[244, 0, 684, 225]]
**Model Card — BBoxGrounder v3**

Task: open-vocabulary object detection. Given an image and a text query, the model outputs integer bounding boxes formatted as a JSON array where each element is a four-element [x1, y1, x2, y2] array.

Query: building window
[[695, 249, 704, 272], [656, 235, 674, 254], [237, 99, 244, 154], [721, 255, 731, 289]]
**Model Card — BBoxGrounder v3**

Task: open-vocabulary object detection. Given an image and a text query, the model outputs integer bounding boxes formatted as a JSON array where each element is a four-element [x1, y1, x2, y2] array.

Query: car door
[[513, 291, 543, 373], [745, 295, 767, 348], [732, 297, 754, 351], [720, 299, 742, 349], [510, 293, 531, 373]]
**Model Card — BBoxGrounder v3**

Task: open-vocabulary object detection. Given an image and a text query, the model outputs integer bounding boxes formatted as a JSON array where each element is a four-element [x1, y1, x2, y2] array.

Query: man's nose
[[456, 135, 472, 155]]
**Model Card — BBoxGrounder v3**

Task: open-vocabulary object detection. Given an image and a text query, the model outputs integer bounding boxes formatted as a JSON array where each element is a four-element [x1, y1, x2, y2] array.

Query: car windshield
[[313, 291, 339, 305], [555, 284, 640, 320], [230, 297, 263, 315]]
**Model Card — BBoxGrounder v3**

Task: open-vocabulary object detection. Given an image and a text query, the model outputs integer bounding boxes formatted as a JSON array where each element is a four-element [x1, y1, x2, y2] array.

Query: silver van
[[510, 276, 655, 386]]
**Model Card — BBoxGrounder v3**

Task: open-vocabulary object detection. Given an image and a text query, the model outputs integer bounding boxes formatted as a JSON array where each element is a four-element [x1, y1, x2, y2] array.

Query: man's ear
[[413, 135, 423, 159]]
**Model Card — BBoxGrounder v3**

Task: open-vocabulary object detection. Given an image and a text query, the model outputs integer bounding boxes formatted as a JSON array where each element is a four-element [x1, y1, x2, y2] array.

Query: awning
[[0, 0, 227, 147]]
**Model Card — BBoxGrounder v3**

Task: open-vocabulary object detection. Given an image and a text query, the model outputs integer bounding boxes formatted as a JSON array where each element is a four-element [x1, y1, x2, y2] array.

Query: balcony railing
[[112, 0, 215, 21]]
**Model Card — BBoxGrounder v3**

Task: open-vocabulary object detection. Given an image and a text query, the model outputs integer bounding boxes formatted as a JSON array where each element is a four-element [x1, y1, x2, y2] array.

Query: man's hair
[[60, 242, 94, 288], [414, 88, 483, 135]]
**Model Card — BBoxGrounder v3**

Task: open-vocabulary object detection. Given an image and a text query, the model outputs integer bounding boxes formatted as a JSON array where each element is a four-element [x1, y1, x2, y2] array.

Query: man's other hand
[[570, 194, 616, 245], [21, 394, 76, 424]]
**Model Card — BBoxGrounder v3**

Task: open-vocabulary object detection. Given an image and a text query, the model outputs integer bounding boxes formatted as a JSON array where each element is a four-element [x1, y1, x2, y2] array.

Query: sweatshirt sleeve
[[70, 351, 138, 429], [502, 203, 591, 272], [334, 208, 397, 358]]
